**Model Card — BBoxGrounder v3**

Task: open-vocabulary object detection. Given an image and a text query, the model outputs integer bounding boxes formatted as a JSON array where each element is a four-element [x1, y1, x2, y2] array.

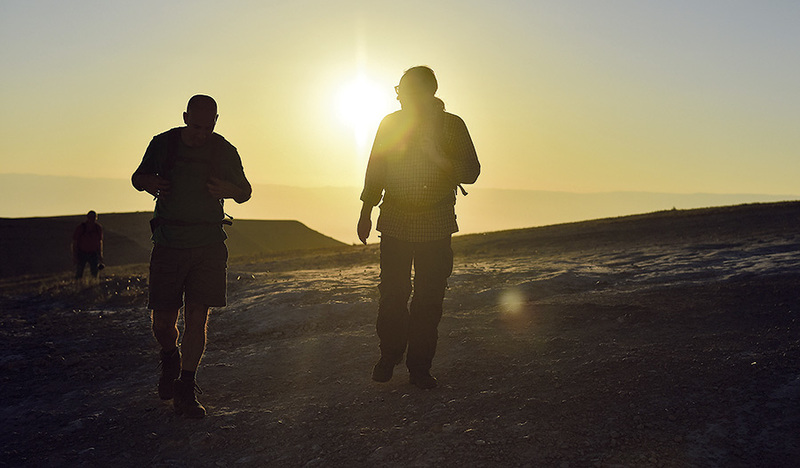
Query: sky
[[1, 0, 799, 198]]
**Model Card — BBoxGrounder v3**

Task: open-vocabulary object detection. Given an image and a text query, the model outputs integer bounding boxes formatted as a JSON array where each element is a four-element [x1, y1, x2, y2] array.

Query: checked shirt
[[360, 109, 480, 242]]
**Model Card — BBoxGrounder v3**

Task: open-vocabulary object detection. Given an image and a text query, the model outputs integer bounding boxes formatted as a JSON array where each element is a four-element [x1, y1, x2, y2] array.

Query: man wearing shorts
[[132, 95, 252, 418]]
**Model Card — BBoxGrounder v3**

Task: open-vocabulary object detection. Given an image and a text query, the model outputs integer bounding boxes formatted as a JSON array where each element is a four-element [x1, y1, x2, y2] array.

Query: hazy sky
[[2, 0, 799, 195]]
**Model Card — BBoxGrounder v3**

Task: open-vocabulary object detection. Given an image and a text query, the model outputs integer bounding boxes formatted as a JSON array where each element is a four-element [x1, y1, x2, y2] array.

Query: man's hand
[[357, 216, 372, 245], [357, 202, 374, 245], [207, 176, 251, 203], [133, 174, 171, 198]]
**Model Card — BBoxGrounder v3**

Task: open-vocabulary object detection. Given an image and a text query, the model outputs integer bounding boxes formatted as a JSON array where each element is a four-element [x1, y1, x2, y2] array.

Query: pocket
[[211, 242, 228, 266], [149, 246, 179, 283]]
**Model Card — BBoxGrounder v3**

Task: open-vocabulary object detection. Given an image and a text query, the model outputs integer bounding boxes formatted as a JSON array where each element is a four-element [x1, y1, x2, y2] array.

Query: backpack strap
[[161, 128, 182, 178], [162, 128, 223, 180]]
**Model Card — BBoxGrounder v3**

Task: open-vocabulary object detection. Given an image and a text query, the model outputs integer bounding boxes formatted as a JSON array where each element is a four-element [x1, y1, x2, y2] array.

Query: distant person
[[72, 210, 104, 280], [357, 66, 480, 389], [132, 94, 252, 418]]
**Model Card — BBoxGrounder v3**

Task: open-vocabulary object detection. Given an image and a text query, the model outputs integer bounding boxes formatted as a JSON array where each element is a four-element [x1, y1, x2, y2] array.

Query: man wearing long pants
[[357, 66, 480, 389]]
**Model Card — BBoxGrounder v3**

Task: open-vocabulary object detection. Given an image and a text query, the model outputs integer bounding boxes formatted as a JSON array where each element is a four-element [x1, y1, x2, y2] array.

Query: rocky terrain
[[2, 202, 799, 467]]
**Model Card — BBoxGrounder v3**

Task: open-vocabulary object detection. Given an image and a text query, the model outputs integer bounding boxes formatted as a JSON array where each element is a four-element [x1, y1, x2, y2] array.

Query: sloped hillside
[[0, 212, 345, 277]]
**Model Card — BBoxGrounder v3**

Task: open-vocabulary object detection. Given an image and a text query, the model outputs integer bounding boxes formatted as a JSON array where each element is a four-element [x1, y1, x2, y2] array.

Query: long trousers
[[377, 235, 453, 373], [75, 251, 100, 279]]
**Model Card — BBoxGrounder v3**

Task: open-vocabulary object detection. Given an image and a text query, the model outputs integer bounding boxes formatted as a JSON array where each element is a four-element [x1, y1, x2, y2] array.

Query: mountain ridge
[[0, 212, 345, 278], [0, 173, 797, 244]]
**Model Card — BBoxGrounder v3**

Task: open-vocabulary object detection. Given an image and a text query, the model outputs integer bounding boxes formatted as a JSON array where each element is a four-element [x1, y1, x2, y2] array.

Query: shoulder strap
[[162, 128, 182, 178], [208, 136, 223, 179], [163, 128, 224, 180]]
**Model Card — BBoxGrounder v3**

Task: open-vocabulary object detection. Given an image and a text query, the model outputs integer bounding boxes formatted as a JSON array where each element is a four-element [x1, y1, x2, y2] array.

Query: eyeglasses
[[395, 85, 425, 95]]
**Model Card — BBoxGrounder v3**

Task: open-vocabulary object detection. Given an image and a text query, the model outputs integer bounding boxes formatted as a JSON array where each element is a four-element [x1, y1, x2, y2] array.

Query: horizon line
[[1, 173, 798, 198]]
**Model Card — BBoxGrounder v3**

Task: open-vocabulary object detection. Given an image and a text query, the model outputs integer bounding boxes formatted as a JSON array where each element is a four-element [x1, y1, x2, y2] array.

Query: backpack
[[149, 128, 233, 233], [162, 127, 223, 181]]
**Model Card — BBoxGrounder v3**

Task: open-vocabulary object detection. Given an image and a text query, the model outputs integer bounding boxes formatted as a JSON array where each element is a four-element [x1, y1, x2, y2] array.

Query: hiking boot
[[371, 357, 399, 383], [157, 347, 181, 400], [409, 371, 438, 389], [173, 379, 206, 419]]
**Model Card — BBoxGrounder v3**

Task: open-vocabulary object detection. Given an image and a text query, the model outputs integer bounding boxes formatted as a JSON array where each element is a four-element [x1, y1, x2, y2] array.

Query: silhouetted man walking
[[358, 66, 480, 389], [132, 95, 252, 418], [72, 210, 103, 280]]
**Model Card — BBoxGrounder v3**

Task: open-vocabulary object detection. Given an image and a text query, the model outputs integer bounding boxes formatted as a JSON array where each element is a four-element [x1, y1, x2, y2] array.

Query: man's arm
[[421, 115, 479, 187], [132, 172, 171, 198], [448, 116, 480, 185], [98, 225, 104, 261], [132, 136, 171, 198], [357, 118, 390, 245], [207, 144, 253, 203], [207, 176, 252, 204]]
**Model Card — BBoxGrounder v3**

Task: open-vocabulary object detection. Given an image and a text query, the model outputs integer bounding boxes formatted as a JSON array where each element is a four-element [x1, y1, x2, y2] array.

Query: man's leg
[[180, 242, 225, 373], [88, 252, 100, 278], [173, 243, 226, 418], [148, 244, 185, 400], [75, 252, 87, 280], [152, 308, 181, 400], [407, 237, 453, 388], [181, 302, 209, 373], [373, 236, 414, 382], [172, 302, 210, 418], [152, 308, 180, 349]]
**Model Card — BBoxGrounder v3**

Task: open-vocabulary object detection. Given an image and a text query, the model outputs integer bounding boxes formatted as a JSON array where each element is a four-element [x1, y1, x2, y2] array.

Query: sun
[[336, 75, 395, 153]]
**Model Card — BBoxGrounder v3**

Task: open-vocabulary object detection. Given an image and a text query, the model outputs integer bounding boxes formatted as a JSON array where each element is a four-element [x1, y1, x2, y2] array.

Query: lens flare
[[499, 287, 526, 316]]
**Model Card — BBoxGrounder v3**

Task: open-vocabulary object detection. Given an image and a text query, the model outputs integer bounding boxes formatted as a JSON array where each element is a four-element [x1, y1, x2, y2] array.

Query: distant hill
[[0, 174, 797, 244], [0, 212, 345, 278], [453, 200, 800, 257]]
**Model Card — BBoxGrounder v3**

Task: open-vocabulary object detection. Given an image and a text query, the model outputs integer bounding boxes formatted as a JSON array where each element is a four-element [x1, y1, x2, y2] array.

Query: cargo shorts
[[147, 242, 228, 310]]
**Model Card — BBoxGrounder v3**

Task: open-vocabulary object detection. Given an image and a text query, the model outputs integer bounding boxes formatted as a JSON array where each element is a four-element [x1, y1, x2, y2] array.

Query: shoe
[[157, 347, 181, 400], [371, 358, 398, 383], [409, 371, 438, 389], [173, 379, 206, 419]]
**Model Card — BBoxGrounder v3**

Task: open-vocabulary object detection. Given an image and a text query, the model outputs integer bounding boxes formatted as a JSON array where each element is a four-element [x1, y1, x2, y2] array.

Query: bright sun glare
[[336, 75, 395, 155]]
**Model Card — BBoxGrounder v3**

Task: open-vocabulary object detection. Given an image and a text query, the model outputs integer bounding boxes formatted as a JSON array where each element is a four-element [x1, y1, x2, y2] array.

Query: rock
[[303, 457, 325, 467], [370, 446, 392, 460]]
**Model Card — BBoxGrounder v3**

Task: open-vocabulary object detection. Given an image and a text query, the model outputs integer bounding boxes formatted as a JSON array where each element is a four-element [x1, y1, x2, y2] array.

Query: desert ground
[[2, 202, 799, 467]]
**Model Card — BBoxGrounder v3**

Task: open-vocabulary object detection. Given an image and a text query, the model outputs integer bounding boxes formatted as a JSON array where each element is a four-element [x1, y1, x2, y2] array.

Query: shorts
[[147, 242, 228, 310]]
